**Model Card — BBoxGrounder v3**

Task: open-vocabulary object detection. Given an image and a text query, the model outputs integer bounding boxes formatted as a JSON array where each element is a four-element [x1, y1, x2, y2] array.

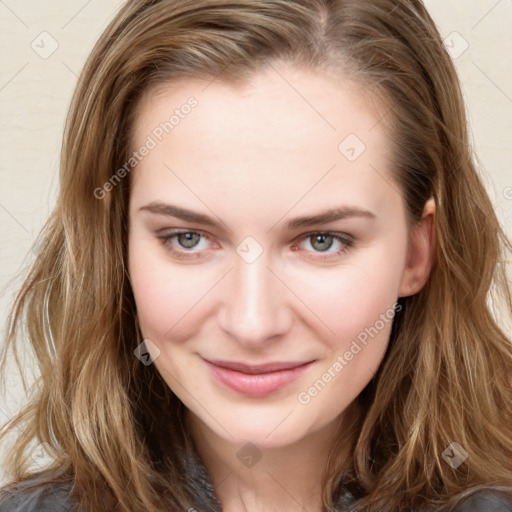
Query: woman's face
[[127, 65, 427, 448]]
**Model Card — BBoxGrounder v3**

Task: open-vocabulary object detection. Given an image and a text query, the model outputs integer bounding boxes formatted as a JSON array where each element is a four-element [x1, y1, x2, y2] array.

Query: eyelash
[[156, 229, 354, 261]]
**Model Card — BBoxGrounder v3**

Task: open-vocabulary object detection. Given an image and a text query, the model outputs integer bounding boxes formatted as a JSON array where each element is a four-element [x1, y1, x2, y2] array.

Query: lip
[[203, 358, 314, 397]]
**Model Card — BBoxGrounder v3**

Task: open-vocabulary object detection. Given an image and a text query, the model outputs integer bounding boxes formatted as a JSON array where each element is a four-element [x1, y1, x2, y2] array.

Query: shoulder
[[335, 488, 512, 512], [451, 488, 512, 512], [0, 478, 75, 512]]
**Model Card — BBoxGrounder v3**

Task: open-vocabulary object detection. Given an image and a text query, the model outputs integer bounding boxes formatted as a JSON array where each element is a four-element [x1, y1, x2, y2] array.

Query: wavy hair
[[1, 1, 511, 511]]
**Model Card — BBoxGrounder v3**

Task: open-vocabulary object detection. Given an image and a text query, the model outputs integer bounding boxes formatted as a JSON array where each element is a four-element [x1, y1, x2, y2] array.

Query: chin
[[195, 400, 328, 449]]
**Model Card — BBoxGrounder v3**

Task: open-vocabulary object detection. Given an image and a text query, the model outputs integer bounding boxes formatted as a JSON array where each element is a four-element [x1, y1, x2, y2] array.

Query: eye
[[156, 229, 212, 259], [156, 229, 354, 261], [294, 231, 354, 261]]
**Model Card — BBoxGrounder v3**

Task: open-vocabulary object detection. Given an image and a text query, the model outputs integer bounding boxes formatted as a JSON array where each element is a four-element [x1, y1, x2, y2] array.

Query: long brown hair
[[1, 1, 511, 511]]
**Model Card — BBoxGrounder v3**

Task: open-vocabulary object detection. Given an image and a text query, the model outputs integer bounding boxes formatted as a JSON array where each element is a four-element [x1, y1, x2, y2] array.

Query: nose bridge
[[219, 244, 291, 344]]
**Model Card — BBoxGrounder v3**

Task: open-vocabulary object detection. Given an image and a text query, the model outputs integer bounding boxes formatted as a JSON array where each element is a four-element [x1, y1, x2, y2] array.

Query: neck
[[187, 407, 358, 512]]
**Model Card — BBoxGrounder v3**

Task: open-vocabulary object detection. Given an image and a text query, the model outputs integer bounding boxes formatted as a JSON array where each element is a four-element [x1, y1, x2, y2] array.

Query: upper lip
[[203, 358, 313, 374]]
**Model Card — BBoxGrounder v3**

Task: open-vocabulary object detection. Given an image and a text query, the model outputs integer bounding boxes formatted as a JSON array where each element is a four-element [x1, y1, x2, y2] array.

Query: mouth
[[203, 358, 315, 397]]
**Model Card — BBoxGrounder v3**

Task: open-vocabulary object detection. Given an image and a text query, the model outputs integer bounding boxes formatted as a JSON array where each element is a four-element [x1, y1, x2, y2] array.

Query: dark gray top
[[0, 479, 74, 512], [453, 490, 512, 512], [1, 478, 511, 512]]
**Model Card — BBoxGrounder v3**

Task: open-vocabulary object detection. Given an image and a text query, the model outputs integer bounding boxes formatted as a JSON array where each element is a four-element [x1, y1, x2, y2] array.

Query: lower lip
[[204, 360, 313, 397]]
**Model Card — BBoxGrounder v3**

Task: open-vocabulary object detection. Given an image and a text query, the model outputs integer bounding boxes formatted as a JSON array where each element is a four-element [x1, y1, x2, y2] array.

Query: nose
[[218, 249, 293, 346]]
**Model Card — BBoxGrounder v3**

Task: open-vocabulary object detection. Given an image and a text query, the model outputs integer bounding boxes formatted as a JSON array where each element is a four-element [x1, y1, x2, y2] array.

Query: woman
[[1, 0, 511, 511]]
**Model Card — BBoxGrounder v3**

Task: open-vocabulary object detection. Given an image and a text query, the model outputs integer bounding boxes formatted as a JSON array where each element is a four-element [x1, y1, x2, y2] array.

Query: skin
[[127, 63, 435, 512]]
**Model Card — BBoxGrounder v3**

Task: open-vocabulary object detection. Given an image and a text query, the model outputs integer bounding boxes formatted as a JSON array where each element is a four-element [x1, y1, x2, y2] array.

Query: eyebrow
[[139, 201, 376, 231]]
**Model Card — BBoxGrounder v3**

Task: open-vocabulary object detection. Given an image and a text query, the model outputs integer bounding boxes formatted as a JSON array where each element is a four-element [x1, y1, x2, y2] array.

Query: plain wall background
[[0, 0, 511, 484]]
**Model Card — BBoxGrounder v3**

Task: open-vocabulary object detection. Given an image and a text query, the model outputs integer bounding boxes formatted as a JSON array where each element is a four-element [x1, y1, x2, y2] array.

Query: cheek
[[300, 246, 405, 405], [293, 261, 401, 409], [291, 244, 405, 345], [128, 235, 211, 341]]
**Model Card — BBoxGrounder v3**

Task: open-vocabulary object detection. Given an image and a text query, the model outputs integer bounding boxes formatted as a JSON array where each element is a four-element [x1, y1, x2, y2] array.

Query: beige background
[[0, 0, 511, 483]]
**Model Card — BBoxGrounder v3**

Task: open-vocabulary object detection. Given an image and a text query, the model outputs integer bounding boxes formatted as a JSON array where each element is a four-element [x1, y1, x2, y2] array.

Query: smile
[[203, 358, 315, 397]]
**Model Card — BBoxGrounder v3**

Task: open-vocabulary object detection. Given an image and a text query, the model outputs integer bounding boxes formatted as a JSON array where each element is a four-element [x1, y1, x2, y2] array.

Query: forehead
[[129, 65, 400, 222], [134, 65, 388, 146]]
